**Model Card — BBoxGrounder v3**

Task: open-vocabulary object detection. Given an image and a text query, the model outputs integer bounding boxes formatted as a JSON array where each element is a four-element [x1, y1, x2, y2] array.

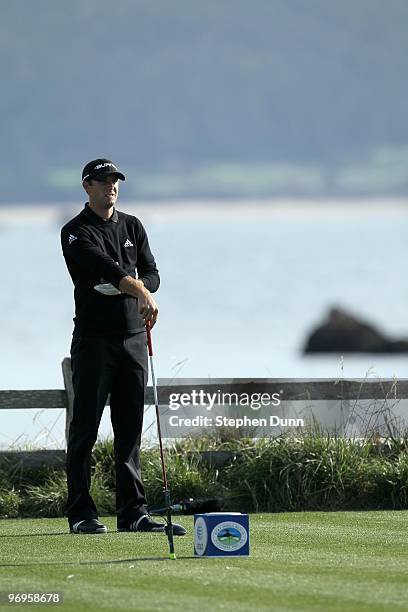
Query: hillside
[[1, 1, 408, 201]]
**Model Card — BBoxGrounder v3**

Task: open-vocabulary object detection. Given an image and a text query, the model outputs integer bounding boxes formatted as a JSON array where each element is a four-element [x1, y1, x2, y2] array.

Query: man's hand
[[118, 276, 159, 327], [137, 288, 159, 327]]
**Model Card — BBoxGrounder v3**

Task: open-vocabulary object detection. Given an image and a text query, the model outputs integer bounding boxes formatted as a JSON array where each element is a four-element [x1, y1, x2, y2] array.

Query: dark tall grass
[[1, 432, 407, 518]]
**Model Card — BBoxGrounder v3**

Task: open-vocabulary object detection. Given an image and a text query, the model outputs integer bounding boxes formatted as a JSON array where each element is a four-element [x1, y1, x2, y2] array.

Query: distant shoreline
[[0, 198, 407, 224]]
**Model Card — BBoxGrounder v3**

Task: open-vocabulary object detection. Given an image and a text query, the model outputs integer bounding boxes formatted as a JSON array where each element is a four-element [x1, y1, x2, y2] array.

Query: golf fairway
[[0, 512, 407, 611]]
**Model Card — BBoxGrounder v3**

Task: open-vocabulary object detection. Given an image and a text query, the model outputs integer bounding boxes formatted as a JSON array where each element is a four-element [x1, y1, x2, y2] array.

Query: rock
[[303, 307, 408, 353]]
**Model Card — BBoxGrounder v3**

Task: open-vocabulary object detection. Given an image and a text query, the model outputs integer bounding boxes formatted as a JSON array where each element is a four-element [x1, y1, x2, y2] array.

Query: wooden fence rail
[[1, 359, 408, 468]]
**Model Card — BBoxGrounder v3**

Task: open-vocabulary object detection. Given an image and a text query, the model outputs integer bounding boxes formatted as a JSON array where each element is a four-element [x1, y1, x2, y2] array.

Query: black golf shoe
[[118, 514, 186, 536], [69, 518, 107, 534]]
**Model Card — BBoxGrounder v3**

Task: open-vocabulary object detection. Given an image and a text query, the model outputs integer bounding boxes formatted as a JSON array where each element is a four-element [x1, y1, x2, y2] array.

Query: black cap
[[82, 158, 125, 182]]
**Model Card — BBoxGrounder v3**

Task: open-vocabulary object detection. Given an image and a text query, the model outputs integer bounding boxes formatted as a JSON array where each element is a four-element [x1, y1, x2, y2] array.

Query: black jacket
[[61, 204, 160, 335]]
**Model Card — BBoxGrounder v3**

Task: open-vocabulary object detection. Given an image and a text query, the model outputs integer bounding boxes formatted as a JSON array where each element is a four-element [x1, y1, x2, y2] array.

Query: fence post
[[61, 358, 74, 447]]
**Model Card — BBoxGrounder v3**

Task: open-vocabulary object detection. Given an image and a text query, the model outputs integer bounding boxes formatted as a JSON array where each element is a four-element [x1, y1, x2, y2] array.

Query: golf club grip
[[146, 321, 153, 356]]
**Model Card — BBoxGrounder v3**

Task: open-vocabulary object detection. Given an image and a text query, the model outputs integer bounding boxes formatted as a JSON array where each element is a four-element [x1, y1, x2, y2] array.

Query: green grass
[[0, 512, 407, 611], [4, 436, 408, 518]]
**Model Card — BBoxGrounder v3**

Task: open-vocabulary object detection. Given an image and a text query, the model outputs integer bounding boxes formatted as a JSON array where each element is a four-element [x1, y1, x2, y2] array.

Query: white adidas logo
[[68, 234, 77, 244], [124, 239, 133, 247]]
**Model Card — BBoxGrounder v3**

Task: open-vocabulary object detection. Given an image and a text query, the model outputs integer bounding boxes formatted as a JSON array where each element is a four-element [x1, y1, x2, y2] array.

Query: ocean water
[[1, 199, 408, 448]]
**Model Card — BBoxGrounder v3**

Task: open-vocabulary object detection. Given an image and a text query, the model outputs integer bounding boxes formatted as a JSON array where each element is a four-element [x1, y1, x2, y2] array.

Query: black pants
[[66, 332, 148, 527]]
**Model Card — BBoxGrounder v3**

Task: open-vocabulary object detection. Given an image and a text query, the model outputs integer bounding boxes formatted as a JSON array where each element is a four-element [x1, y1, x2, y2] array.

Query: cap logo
[[94, 162, 116, 171]]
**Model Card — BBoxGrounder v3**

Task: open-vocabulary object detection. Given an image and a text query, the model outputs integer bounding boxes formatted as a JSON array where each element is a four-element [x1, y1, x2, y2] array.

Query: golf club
[[145, 321, 176, 560]]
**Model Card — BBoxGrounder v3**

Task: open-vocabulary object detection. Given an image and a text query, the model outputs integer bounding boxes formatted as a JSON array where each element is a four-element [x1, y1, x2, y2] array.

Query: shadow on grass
[[0, 556, 202, 567], [0, 529, 184, 538], [0, 531, 69, 538]]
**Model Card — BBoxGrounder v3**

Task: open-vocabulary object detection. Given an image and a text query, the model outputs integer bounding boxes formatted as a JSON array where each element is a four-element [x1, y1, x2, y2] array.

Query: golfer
[[61, 158, 185, 536]]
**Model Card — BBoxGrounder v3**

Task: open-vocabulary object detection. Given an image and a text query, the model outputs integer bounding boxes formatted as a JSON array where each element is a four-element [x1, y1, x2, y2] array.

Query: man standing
[[61, 158, 185, 536]]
